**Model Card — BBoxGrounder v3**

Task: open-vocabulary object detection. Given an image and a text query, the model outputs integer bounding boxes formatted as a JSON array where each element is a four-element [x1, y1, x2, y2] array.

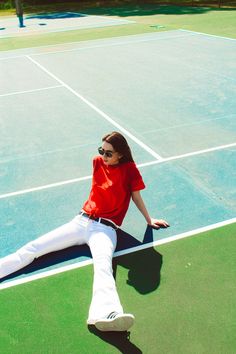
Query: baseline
[[180, 29, 236, 41], [0, 30, 195, 60]]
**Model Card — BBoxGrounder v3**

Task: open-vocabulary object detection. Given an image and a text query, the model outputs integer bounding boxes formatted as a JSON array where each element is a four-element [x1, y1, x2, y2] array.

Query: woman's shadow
[[1, 226, 162, 354], [88, 226, 163, 354], [1, 226, 162, 292], [114, 226, 163, 294]]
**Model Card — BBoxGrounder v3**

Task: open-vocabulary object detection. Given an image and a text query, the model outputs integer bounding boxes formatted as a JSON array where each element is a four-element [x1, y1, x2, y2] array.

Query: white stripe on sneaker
[[94, 313, 135, 332]]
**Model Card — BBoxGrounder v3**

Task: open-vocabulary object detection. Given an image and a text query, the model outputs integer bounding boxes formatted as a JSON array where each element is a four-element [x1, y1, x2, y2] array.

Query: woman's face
[[101, 141, 123, 166]]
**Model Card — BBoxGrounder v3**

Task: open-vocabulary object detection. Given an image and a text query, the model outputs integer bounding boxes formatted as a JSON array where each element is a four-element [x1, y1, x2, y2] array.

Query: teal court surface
[[0, 11, 133, 38], [0, 29, 236, 289]]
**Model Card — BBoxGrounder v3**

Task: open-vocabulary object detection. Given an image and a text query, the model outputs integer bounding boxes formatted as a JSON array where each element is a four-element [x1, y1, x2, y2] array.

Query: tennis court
[[0, 18, 236, 353], [0, 11, 133, 38]]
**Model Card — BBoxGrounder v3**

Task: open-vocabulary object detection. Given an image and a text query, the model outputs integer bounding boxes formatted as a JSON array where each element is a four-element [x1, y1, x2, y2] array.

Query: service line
[[0, 141, 235, 200]]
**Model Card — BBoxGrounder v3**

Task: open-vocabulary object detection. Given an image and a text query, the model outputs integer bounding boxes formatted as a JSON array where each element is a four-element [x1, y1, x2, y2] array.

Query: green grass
[[0, 222, 235, 353], [0, 4, 235, 51]]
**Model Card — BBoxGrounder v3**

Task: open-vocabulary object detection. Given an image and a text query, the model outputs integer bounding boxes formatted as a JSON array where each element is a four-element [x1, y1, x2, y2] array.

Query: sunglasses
[[98, 147, 115, 158]]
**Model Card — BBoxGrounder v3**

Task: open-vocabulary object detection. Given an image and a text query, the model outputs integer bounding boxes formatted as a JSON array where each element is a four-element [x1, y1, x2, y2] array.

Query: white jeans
[[0, 214, 123, 323]]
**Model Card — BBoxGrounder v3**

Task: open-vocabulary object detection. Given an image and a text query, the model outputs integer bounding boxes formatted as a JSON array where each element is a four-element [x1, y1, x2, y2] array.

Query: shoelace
[[107, 311, 119, 319]]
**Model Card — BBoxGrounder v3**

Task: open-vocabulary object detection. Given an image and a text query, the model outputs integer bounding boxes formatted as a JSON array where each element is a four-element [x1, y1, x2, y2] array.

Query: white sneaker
[[94, 312, 135, 332]]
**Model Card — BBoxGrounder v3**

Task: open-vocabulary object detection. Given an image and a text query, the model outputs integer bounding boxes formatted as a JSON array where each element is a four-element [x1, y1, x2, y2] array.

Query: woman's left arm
[[131, 190, 169, 229]]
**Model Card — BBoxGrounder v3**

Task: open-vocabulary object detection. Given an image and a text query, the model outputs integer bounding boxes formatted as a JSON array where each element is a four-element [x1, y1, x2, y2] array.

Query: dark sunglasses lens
[[98, 147, 104, 155], [105, 151, 113, 158], [98, 147, 113, 158]]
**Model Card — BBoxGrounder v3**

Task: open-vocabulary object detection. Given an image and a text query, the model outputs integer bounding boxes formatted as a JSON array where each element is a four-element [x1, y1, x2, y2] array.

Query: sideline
[[27, 54, 163, 161], [1, 217, 235, 290]]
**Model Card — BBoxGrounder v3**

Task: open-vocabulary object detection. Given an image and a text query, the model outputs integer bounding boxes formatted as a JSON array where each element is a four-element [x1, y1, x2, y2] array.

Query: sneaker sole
[[94, 314, 134, 332]]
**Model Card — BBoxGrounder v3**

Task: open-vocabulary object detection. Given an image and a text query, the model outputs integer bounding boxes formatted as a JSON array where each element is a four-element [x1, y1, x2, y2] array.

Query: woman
[[0, 132, 169, 332]]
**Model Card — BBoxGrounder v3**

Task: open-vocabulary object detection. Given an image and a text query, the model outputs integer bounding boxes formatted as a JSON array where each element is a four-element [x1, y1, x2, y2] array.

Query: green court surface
[[0, 223, 235, 354]]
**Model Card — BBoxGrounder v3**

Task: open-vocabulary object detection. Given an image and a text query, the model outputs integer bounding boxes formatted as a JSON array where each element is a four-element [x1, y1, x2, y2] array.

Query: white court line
[[0, 141, 235, 200], [26, 55, 163, 161], [160, 142, 236, 164], [0, 85, 63, 98], [142, 113, 236, 135], [1, 217, 235, 290], [0, 31, 194, 60], [30, 32, 193, 57], [180, 29, 236, 41], [78, 12, 135, 23], [0, 175, 92, 200], [0, 143, 94, 164]]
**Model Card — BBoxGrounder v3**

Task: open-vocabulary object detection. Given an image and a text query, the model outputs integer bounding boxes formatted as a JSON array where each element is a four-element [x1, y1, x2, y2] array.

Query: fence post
[[15, 0, 24, 27]]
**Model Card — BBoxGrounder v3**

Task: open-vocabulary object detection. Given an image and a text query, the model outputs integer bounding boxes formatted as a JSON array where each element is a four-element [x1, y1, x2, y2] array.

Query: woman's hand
[[148, 218, 170, 229], [131, 191, 170, 230]]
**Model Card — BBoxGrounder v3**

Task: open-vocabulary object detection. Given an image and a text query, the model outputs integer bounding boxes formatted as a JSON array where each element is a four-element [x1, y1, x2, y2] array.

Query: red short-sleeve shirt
[[82, 156, 145, 226]]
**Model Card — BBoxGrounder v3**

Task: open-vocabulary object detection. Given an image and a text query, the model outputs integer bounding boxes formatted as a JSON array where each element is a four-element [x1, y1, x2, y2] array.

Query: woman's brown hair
[[102, 131, 134, 163]]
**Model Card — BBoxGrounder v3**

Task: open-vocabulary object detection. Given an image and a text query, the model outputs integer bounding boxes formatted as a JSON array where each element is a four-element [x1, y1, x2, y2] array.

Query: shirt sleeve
[[129, 163, 146, 192], [92, 155, 101, 171]]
